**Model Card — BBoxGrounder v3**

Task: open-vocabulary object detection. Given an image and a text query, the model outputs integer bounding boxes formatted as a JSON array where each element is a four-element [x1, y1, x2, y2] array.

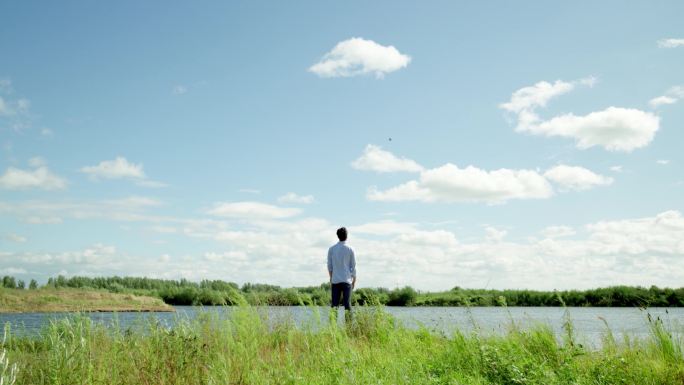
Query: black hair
[[336, 227, 348, 241]]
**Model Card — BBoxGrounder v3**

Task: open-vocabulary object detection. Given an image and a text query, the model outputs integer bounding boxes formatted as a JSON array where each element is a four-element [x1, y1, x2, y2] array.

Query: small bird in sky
[[388, 137, 392, 142]]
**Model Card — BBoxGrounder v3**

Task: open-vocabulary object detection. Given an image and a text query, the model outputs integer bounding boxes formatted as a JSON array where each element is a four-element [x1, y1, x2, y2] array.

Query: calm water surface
[[2, 306, 682, 348]]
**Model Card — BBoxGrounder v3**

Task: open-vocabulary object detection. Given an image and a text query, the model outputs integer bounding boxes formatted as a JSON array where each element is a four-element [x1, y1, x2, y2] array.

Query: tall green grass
[[1, 306, 683, 384]]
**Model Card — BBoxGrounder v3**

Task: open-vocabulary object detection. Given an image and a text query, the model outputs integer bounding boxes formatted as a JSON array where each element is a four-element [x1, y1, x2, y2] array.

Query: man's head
[[336, 227, 348, 242]]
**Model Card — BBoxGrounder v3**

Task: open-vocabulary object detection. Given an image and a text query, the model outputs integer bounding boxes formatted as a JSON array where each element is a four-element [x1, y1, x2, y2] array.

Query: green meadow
[[1, 306, 683, 385]]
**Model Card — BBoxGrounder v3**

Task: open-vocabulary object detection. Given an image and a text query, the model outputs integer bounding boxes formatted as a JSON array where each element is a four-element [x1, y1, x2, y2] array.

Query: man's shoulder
[[330, 242, 353, 252]]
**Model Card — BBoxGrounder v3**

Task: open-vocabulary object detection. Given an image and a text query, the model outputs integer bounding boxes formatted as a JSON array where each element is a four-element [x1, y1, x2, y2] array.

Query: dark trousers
[[331, 282, 352, 311]]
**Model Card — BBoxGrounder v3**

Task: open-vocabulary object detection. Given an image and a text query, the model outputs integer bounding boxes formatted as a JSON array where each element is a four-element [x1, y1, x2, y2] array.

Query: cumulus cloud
[[485, 226, 507, 242], [351, 144, 423, 173], [649, 86, 684, 108], [501, 78, 659, 152], [656, 159, 670, 165], [4, 201, 684, 290], [368, 163, 553, 204], [0, 159, 67, 190], [657, 38, 684, 48], [544, 165, 614, 191], [81, 157, 145, 179], [278, 192, 315, 204], [356, 147, 612, 204], [309, 37, 411, 78], [208, 201, 301, 220], [80, 157, 166, 187]]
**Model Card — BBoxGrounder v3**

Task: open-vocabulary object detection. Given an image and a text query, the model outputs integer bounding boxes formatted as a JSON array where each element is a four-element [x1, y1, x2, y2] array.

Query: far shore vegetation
[[2, 275, 684, 310], [0, 285, 172, 313]]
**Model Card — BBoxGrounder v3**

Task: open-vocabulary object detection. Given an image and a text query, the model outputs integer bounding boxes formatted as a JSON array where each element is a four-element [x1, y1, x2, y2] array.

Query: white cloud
[[80, 157, 165, 187], [544, 165, 613, 191], [4, 233, 27, 243], [4, 203, 684, 290], [0, 164, 67, 190], [81, 157, 145, 180], [351, 144, 423, 173], [485, 226, 507, 242], [239, 188, 261, 194], [278, 192, 315, 204], [649, 86, 684, 108], [22, 216, 63, 224], [528, 107, 658, 152], [40, 128, 54, 137], [609, 165, 623, 173], [368, 163, 553, 204], [309, 37, 411, 78], [541, 225, 576, 238], [656, 159, 670, 165], [136, 180, 168, 188], [657, 38, 684, 48], [208, 201, 301, 220], [0, 267, 27, 275], [502, 78, 659, 152], [649, 95, 677, 108], [0, 196, 166, 225], [499, 80, 576, 114]]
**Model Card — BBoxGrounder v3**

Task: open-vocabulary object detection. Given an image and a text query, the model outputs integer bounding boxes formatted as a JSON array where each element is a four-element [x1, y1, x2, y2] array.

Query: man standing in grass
[[327, 227, 356, 322]]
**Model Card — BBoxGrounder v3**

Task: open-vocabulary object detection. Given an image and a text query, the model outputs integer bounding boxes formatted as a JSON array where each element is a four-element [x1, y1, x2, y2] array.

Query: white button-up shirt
[[327, 241, 356, 284]]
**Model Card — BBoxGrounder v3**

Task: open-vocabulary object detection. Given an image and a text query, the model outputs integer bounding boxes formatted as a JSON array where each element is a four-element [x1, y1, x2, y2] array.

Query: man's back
[[327, 241, 356, 284]]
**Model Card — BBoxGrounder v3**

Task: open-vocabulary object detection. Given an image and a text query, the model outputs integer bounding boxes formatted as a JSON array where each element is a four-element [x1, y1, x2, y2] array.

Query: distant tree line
[[2, 275, 684, 307]]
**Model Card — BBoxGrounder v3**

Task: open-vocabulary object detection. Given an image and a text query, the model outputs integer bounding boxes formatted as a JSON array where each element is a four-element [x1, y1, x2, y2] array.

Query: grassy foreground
[[1, 307, 683, 384], [0, 288, 173, 313]]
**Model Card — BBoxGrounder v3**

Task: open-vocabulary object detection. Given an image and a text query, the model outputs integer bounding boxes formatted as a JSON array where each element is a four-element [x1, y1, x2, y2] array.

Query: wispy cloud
[[0, 78, 33, 131], [208, 201, 301, 220], [278, 192, 314, 204], [238, 188, 261, 194], [649, 86, 684, 108], [657, 38, 684, 48], [309, 37, 411, 78]]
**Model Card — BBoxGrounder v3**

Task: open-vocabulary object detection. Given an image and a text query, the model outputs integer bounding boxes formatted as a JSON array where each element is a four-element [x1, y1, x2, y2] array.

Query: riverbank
[[0, 288, 174, 313], [1, 307, 682, 384]]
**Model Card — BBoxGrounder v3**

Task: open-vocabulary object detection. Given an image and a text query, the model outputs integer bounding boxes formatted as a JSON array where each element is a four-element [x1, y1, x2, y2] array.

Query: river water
[[2, 306, 682, 348]]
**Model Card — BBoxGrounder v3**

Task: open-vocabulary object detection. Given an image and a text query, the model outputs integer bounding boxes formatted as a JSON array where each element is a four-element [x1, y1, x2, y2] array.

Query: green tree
[[29, 279, 38, 290]]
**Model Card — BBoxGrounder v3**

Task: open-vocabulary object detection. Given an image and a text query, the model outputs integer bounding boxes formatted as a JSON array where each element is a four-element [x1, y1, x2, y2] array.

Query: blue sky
[[1, 1, 683, 290]]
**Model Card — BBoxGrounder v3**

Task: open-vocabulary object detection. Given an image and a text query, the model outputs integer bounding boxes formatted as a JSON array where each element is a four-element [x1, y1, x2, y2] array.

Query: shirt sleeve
[[327, 247, 332, 273], [349, 248, 356, 278]]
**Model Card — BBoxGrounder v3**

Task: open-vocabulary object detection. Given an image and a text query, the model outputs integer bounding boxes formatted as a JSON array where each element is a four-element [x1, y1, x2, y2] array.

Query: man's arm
[[350, 249, 356, 289], [327, 248, 333, 282]]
